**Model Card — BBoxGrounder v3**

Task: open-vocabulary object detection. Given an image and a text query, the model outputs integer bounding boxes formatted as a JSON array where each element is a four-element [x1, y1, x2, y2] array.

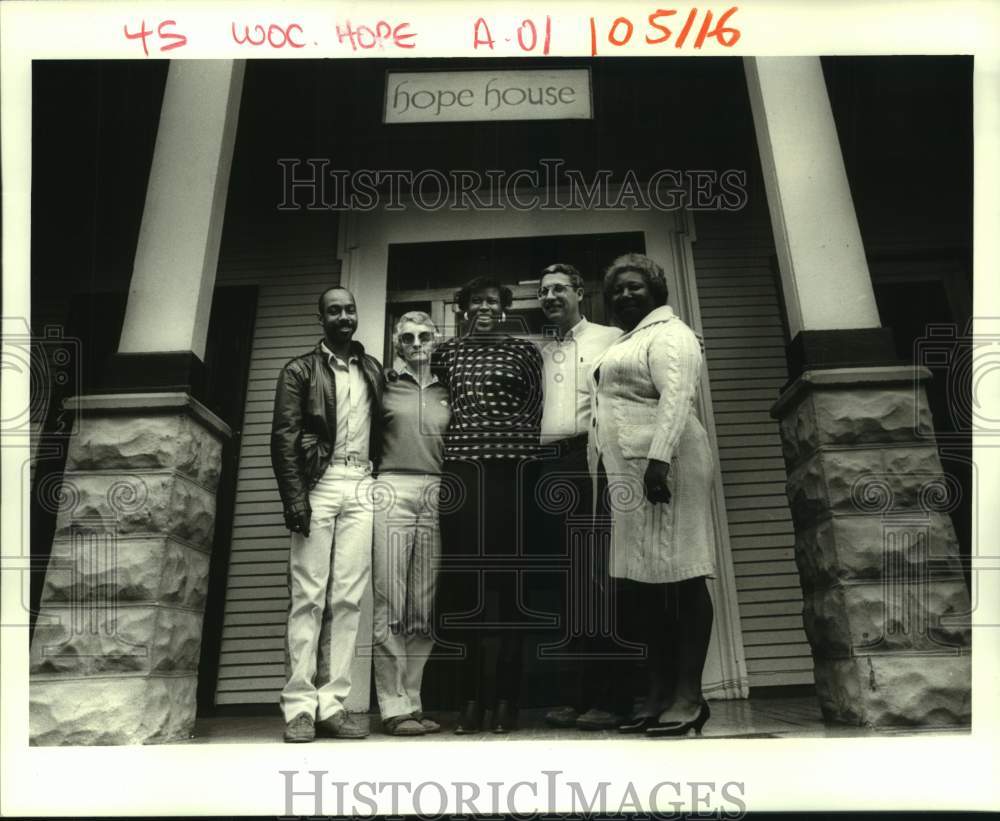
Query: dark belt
[[547, 433, 589, 459]]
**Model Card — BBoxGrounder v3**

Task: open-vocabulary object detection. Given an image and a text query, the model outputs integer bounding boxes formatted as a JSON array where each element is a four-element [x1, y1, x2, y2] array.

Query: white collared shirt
[[321, 341, 371, 459], [540, 317, 623, 444]]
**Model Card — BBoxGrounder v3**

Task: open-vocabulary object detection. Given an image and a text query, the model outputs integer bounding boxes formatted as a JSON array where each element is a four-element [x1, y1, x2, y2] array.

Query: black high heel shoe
[[645, 701, 710, 738], [454, 700, 482, 735], [618, 713, 658, 734], [491, 700, 517, 734]]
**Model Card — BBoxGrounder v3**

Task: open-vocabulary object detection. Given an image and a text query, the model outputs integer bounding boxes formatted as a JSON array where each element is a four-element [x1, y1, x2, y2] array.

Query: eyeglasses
[[399, 331, 435, 345], [538, 283, 572, 298]]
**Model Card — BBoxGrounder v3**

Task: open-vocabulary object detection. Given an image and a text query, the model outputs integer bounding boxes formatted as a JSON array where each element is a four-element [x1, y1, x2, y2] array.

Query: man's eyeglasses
[[538, 283, 571, 298], [399, 331, 435, 345]]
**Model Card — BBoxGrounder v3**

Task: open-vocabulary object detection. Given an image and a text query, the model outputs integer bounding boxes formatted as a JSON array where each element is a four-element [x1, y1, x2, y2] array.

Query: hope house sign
[[384, 69, 592, 123]]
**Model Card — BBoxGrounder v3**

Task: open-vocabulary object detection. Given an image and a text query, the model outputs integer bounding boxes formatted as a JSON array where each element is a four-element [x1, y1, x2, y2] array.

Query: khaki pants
[[371, 473, 441, 719], [280, 463, 374, 723]]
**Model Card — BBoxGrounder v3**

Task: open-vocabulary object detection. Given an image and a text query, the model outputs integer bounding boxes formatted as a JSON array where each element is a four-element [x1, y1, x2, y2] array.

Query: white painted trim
[[340, 193, 749, 699], [679, 212, 750, 699], [64, 392, 232, 439]]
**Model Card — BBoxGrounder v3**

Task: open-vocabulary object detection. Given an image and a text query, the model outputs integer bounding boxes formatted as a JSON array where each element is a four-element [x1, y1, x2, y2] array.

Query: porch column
[[29, 61, 245, 745], [746, 58, 970, 727]]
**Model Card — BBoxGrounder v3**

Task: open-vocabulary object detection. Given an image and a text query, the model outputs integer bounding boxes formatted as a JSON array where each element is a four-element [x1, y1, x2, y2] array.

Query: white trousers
[[280, 463, 374, 722], [371, 473, 441, 720]]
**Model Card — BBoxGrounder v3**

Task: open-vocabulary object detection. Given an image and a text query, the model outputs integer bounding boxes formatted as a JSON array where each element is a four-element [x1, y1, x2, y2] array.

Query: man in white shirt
[[533, 263, 631, 731]]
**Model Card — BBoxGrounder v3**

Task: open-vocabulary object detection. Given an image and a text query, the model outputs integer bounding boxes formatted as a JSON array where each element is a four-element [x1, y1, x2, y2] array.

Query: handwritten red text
[[473, 17, 552, 55], [123, 19, 187, 56], [589, 8, 740, 55], [231, 22, 306, 49], [335, 20, 416, 51]]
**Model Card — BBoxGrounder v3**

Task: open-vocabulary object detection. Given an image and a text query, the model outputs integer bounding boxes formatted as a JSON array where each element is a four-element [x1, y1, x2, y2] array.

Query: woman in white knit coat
[[588, 253, 715, 737]]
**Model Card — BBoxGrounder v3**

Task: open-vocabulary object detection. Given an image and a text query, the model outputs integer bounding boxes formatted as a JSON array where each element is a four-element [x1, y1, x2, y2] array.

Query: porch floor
[[191, 696, 967, 743]]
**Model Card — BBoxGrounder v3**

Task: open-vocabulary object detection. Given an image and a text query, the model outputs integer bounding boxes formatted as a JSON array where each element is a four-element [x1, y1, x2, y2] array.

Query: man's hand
[[643, 459, 671, 505], [284, 501, 312, 537]]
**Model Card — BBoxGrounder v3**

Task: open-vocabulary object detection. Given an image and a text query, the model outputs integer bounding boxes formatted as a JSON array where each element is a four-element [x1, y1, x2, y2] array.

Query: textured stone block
[[54, 471, 217, 548], [803, 580, 971, 656], [41, 536, 210, 608], [785, 452, 831, 528], [778, 376, 933, 467], [810, 388, 932, 448], [795, 513, 964, 589], [30, 674, 198, 745], [787, 446, 952, 529], [30, 605, 204, 675], [778, 399, 816, 467], [66, 413, 224, 489], [818, 448, 880, 515], [882, 447, 947, 510], [813, 653, 970, 727]]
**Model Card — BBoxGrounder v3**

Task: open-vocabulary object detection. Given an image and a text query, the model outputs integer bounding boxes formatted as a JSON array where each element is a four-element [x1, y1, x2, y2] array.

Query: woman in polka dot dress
[[432, 275, 543, 734]]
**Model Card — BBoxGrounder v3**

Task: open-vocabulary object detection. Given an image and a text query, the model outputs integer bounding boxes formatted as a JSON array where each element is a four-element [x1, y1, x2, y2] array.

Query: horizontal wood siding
[[693, 214, 814, 689]]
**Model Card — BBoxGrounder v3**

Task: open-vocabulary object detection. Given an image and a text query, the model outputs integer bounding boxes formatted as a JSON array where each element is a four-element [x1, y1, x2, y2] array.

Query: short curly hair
[[454, 275, 514, 311], [603, 253, 669, 307]]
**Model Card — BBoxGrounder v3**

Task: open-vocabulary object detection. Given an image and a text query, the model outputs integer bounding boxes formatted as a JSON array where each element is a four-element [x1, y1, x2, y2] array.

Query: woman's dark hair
[[603, 253, 669, 307], [454, 275, 514, 311]]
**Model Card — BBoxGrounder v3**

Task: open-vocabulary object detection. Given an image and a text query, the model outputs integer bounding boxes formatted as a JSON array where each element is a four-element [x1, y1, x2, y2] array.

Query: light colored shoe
[[316, 711, 370, 739], [283, 712, 315, 743], [576, 708, 624, 731], [544, 705, 579, 728], [383, 715, 426, 736]]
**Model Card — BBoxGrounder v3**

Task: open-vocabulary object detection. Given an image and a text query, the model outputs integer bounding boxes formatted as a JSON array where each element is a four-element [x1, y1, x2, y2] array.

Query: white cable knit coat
[[587, 305, 716, 583]]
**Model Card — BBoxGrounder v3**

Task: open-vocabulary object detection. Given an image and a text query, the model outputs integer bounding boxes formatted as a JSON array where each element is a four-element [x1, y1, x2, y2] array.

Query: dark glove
[[643, 459, 672, 505], [284, 501, 312, 537]]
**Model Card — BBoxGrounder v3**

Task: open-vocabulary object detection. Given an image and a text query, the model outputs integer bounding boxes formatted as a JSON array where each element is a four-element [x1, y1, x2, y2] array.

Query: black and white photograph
[[2, 1, 998, 816]]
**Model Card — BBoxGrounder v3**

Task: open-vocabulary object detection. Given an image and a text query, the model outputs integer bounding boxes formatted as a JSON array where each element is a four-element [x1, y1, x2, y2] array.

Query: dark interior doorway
[[871, 259, 972, 590]]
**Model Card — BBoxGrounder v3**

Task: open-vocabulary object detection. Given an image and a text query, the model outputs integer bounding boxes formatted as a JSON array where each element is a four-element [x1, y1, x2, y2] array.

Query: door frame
[[339, 191, 749, 698]]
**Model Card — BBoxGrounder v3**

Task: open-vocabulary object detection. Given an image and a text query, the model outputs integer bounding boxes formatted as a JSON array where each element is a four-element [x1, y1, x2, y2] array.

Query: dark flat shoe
[[454, 700, 482, 735], [492, 700, 518, 734], [618, 713, 657, 734], [544, 705, 580, 728], [646, 701, 711, 738]]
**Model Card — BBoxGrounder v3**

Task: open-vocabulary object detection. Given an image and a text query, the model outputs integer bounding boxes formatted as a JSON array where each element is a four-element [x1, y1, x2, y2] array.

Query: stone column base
[[814, 653, 970, 727], [30, 675, 199, 746], [772, 367, 971, 728], [29, 393, 230, 745]]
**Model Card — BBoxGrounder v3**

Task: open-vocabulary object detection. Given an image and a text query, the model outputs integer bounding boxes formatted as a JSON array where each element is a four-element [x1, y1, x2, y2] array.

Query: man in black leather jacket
[[270, 286, 384, 742]]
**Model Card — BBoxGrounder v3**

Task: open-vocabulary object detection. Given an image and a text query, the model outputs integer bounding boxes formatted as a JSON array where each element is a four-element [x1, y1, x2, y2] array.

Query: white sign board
[[384, 69, 592, 123]]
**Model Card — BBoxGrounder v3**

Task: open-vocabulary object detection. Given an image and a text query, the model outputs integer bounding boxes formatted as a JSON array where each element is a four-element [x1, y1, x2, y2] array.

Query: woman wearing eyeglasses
[[371, 311, 451, 736], [432, 275, 544, 734]]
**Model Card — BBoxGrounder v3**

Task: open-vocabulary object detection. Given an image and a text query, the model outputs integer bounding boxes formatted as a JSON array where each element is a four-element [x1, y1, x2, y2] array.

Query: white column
[[117, 61, 245, 361], [744, 57, 881, 337]]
